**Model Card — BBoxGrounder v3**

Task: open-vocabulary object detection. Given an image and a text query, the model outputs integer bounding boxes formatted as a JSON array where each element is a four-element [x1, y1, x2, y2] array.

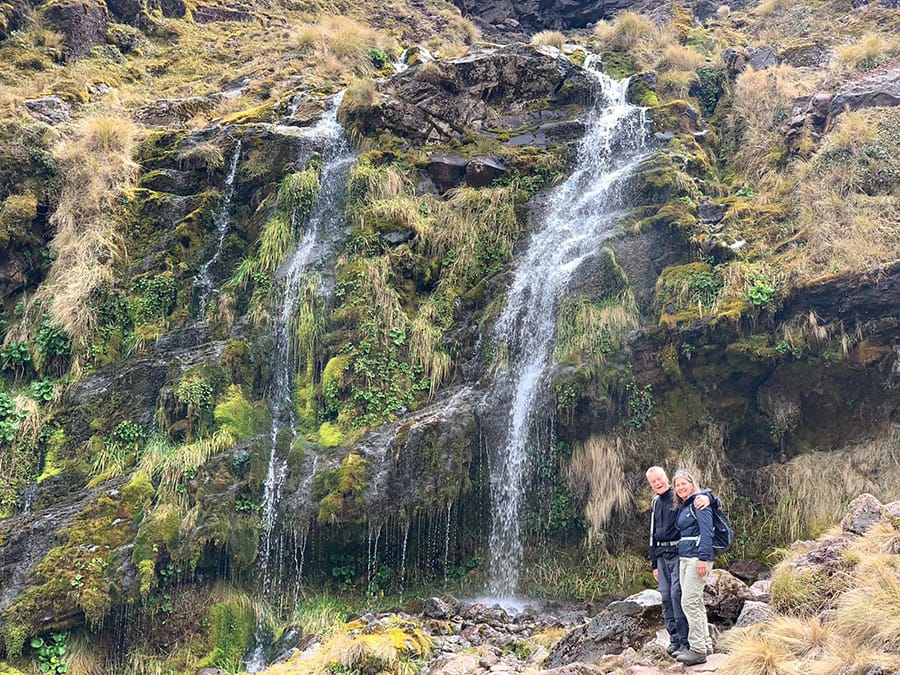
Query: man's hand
[[695, 494, 711, 509], [653, 568, 659, 582], [697, 560, 708, 577]]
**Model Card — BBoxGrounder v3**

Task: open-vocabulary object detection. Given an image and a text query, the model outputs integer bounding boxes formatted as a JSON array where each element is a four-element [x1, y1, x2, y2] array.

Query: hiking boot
[[666, 642, 681, 656], [676, 649, 708, 666]]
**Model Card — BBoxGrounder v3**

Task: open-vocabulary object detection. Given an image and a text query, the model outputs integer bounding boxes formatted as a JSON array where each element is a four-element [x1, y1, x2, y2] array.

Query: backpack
[[691, 495, 735, 557]]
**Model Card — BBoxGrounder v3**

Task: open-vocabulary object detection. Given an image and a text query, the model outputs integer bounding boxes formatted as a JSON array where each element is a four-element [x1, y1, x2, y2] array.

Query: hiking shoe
[[666, 643, 681, 656], [676, 649, 708, 666]]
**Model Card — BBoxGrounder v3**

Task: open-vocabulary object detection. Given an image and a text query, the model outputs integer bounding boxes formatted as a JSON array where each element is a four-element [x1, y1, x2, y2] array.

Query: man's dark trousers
[[657, 551, 688, 648]]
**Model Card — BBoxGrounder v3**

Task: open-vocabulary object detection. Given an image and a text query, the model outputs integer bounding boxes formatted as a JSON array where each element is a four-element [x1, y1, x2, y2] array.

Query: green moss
[[200, 596, 257, 671], [133, 502, 183, 596], [220, 101, 276, 125], [213, 385, 256, 439], [318, 421, 343, 449], [0, 661, 29, 675], [601, 52, 636, 79], [314, 453, 367, 525], [37, 428, 66, 483]]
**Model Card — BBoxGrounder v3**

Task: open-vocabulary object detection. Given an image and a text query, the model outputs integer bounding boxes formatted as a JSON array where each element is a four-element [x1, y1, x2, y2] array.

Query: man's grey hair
[[646, 466, 668, 479]]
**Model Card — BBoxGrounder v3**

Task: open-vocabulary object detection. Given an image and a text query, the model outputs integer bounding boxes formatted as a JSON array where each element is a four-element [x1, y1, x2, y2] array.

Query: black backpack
[[691, 495, 735, 557]]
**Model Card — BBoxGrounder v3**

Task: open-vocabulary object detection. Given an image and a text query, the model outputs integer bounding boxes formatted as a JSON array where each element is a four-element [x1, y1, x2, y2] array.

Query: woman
[[672, 469, 714, 666]]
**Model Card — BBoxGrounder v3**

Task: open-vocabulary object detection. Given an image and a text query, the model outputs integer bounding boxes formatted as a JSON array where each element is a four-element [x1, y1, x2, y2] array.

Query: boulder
[[607, 589, 662, 620], [465, 156, 508, 188], [0, 0, 28, 39], [749, 579, 772, 602], [735, 600, 774, 628], [106, 0, 146, 26], [136, 95, 223, 127], [347, 44, 594, 144], [450, 0, 637, 34], [24, 96, 71, 125], [780, 42, 828, 68], [545, 609, 654, 668], [43, 0, 108, 61], [830, 63, 900, 117], [748, 46, 777, 70], [841, 493, 884, 535], [883, 500, 900, 527], [424, 596, 460, 619], [427, 153, 468, 192], [703, 569, 753, 623]]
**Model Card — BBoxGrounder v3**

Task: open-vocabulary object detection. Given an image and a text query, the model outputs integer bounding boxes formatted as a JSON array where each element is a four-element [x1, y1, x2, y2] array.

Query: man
[[646, 466, 709, 658]]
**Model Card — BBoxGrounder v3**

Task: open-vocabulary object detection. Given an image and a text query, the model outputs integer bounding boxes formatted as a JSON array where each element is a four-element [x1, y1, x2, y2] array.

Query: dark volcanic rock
[[452, 0, 637, 34], [44, 0, 108, 60], [345, 44, 593, 144], [194, 5, 254, 22], [545, 608, 653, 667], [427, 153, 468, 192], [465, 156, 508, 188], [830, 63, 900, 116]]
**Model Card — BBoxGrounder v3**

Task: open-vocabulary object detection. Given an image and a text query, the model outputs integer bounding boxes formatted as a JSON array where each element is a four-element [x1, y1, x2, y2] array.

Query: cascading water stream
[[195, 139, 242, 311], [245, 94, 352, 672], [485, 64, 651, 597]]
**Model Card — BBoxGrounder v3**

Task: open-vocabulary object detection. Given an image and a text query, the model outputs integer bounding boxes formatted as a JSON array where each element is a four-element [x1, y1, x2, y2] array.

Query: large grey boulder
[[703, 569, 754, 623], [545, 609, 655, 667], [24, 96, 71, 125], [343, 44, 594, 145], [841, 493, 884, 535], [735, 600, 774, 628], [830, 63, 900, 116]]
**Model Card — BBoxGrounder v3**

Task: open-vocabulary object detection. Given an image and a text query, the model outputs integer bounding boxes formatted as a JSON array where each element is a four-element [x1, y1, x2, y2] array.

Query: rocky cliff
[[0, 0, 898, 672]]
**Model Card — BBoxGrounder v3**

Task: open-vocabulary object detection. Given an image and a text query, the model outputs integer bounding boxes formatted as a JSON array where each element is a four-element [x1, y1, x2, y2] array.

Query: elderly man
[[646, 466, 709, 658]]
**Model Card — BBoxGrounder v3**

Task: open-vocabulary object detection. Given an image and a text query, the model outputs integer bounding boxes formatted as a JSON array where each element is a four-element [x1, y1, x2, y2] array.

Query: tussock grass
[[781, 108, 900, 280], [726, 65, 808, 182], [428, 185, 520, 291], [139, 429, 236, 503], [288, 594, 353, 637], [593, 12, 657, 53], [524, 546, 648, 601], [765, 426, 900, 542], [530, 30, 566, 49], [658, 44, 706, 72], [290, 16, 396, 78], [726, 522, 900, 674], [836, 32, 900, 73], [15, 115, 138, 345], [555, 291, 640, 364], [566, 435, 634, 541], [410, 299, 452, 398], [278, 615, 431, 674]]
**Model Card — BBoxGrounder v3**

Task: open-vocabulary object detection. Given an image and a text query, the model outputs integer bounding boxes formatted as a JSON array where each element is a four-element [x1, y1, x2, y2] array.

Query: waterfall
[[485, 66, 650, 597], [195, 139, 242, 312], [245, 93, 352, 673]]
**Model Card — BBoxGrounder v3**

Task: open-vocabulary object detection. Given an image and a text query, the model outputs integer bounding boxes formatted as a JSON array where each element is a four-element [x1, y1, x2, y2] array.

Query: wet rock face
[[545, 609, 652, 667], [344, 44, 594, 145]]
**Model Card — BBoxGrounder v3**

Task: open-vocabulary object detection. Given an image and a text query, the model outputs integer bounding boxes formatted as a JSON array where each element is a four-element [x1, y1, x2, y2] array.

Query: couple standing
[[646, 466, 715, 666]]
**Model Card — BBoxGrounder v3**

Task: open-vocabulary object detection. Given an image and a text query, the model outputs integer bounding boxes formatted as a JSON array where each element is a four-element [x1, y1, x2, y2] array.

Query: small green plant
[[109, 420, 145, 449], [234, 492, 260, 513], [748, 277, 776, 306], [625, 382, 654, 430], [173, 376, 214, 409], [158, 561, 182, 586], [30, 632, 69, 673], [680, 341, 696, 358], [735, 185, 755, 197], [0, 392, 25, 442], [28, 379, 55, 403], [69, 574, 83, 588], [35, 321, 71, 370], [0, 341, 32, 378], [131, 274, 177, 323], [369, 47, 389, 69], [330, 553, 358, 589]]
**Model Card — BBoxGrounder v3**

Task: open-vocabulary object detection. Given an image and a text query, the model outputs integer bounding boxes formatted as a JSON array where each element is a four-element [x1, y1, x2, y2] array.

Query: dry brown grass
[[11, 115, 139, 345], [726, 65, 809, 182], [765, 426, 900, 543], [779, 108, 900, 281], [726, 522, 900, 674], [566, 435, 634, 542], [530, 30, 567, 49], [836, 32, 900, 72]]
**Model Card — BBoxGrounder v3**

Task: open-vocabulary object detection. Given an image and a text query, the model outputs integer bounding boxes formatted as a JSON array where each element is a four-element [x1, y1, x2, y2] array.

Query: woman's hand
[[697, 560, 708, 577]]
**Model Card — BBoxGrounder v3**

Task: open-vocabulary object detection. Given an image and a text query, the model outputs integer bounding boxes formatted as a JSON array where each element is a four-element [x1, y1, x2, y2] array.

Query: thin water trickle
[[195, 139, 242, 312], [245, 94, 353, 673], [485, 64, 651, 597]]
